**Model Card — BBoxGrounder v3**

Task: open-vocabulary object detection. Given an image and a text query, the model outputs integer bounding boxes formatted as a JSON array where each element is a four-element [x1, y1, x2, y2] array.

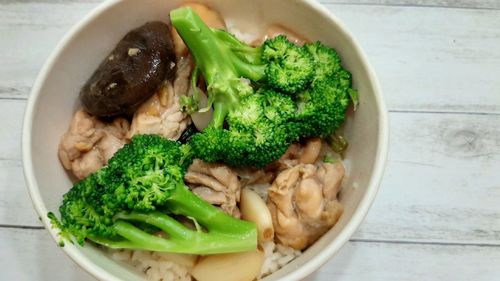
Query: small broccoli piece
[[57, 172, 115, 244], [304, 41, 342, 84], [262, 35, 314, 94], [326, 133, 349, 156], [191, 90, 298, 167], [261, 88, 298, 124], [53, 134, 257, 254], [295, 75, 351, 138], [293, 41, 353, 138]]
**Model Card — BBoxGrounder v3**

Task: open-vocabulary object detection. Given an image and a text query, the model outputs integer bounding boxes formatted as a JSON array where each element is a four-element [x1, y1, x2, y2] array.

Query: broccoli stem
[[91, 213, 256, 254], [170, 7, 265, 128], [115, 212, 192, 239], [91, 184, 257, 254], [166, 183, 253, 235]]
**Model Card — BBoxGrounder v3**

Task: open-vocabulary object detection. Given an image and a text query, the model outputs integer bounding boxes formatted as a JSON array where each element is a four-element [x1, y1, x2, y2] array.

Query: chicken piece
[[267, 162, 345, 250], [127, 56, 192, 140], [252, 24, 308, 46], [171, 3, 226, 57], [184, 159, 241, 218], [70, 148, 103, 180], [236, 167, 276, 186], [58, 110, 130, 179], [273, 138, 323, 170]]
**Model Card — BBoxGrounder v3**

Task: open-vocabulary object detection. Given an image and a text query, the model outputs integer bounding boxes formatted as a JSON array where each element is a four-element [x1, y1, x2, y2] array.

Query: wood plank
[[1, 227, 499, 281], [311, 240, 500, 281], [6, 105, 500, 242], [319, 0, 500, 10], [0, 227, 94, 280], [1, 2, 500, 113], [352, 111, 500, 244], [0, 99, 43, 226], [2, 0, 498, 9], [326, 4, 500, 113], [0, 99, 24, 161], [0, 1, 97, 100]]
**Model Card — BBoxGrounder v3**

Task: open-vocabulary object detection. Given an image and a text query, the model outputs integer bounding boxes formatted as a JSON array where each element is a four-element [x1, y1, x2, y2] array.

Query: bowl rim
[[22, 0, 389, 280]]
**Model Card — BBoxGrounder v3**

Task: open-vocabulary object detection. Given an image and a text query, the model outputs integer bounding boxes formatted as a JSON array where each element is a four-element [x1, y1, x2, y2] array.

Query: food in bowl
[[48, 3, 360, 281]]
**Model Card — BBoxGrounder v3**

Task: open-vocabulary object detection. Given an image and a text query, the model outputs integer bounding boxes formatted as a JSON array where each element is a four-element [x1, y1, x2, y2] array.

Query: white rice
[[110, 250, 193, 281], [259, 241, 302, 278], [109, 242, 301, 281]]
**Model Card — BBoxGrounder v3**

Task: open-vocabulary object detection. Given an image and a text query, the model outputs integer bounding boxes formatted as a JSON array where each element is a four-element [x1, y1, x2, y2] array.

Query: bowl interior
[[23, 0, 387, 280]]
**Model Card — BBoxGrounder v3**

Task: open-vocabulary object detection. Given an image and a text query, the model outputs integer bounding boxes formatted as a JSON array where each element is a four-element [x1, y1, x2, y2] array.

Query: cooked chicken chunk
[[274, 138, 323, 170], [58, 110, 129, 179], [236, 167, 276, 187], [184, 159, 241, 218], [127, 56, 192, 140], [267, 162, 344, 250], [252, 24, 308, 46]]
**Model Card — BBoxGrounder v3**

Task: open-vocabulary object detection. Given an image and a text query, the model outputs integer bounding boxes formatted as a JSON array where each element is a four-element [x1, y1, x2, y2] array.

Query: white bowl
[[22, 0, 388, 280]]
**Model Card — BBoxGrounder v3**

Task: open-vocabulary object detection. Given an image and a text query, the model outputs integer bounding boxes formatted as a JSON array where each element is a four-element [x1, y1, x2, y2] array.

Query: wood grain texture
[[313, 240, 500, 281], [3, 0, 499, 9], [0, 1, 97, 100], [2, 227, 500, 281], [0, 100, 23, 161], [354, 112, 500, 244], [320, 0, 500, 10], [0, 228, 94, 281], [327, 4, 500, 113]]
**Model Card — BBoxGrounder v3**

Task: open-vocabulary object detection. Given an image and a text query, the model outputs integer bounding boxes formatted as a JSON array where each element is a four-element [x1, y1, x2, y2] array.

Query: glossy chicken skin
[[58, 110, 129, 179], [267, 162, 344, 250]]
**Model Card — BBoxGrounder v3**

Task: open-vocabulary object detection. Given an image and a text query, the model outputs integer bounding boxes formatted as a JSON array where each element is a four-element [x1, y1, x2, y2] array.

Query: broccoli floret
[[53, 135, 257, 254], [295, 73, 352, 138], [304, 41, 342, 84], [292, 41, 353, 137], [262, 35, 315, 94], [171, 7, 356, 167], [191, 90, 298, 167]]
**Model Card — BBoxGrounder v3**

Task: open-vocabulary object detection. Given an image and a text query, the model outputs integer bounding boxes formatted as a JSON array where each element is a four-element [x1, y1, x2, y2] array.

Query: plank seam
[[1, 0, 498, 11], [388, 109, 500, 116], [0, 224, 44, 230], [350, 238, 500, 248], [319, 2, 500, 11]]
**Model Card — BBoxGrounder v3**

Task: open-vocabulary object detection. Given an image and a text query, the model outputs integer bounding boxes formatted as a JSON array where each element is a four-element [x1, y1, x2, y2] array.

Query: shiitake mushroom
[[80, 21, 176, 117]]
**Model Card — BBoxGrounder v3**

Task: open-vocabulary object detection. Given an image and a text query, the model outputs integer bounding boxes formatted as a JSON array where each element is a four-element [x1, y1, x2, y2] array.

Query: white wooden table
[[1, 0, 499, 280]]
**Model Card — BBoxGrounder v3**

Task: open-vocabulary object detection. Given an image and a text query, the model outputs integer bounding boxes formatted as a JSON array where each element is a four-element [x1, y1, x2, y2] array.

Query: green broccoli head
[[58, 173, 115, 244], [262, 35, 314, 94], [191, 90, 298, 167], [304, 41, 342, 84], [226, 93, 264, 130], [295, 71, 352, 137], [189, 128, 254, 166], [288, 41, 353, 138], [260, 88, 297, 123]]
